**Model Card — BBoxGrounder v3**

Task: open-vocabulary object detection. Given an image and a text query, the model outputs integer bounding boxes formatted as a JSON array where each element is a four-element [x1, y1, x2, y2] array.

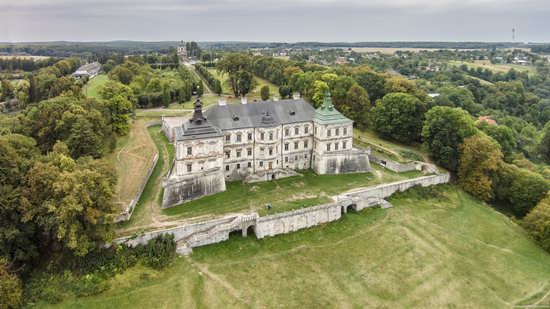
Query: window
[[225, 165, 229, 171], [187, 146, 192, 155], [335, 142, 339, 150], [186, 164, 192, 172], [269, 148, 273, 156], [344, 127, 348, 135], [247, 148, 252, 156], [259, 161, 264, 167], [294, 141, 299, 149], [285, 128, 289, 136], [261, 132, 265, 140], [304, 140, 308, 148], [260, 147, 265, 155], [236, 134, 242, 142], [343, 141, 347, 149], [236, 150, 242, 158], [305, 126, 309, 134], [225, 151, 230, 159], [336, 128, 340, 136], [284, 143, 289, 151], [327, 143, 331, 151], [247, 162, 252, 168], [269, 132, 274, 141], [294, 127, 299, 135], [285, 156, 288, 162], [225, 134, 231, 142], [295, 155, 298, 160], [236, 163, 241, 170], [248, 132, 253, 141], [327, 129, 331, 137], [305, 153, 308, 159]]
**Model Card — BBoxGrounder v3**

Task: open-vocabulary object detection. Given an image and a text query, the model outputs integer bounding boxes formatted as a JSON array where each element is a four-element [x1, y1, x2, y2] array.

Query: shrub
[[523, 193, 550, 251], [0, 258, 22, 309], [136, 234, 176, 269]]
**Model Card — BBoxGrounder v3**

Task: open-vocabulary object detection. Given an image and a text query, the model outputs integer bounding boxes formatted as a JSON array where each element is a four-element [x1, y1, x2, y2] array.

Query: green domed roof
[[313, 91, 352, 125]]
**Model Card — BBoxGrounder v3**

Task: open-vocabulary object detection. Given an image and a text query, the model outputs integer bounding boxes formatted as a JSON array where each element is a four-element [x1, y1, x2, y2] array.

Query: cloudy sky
[[0, 0, 549, 43]]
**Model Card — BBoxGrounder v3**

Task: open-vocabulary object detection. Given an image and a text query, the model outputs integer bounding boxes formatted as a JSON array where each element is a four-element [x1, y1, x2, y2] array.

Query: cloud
[[0, 0, 549, 42]]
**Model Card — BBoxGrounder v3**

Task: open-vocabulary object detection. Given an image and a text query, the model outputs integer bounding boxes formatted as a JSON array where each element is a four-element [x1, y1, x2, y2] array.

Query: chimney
[[241, 97, 248, 104], [273, 96, 279, 102], [218, 98, 226, 106], [292, 92, 300, 100]]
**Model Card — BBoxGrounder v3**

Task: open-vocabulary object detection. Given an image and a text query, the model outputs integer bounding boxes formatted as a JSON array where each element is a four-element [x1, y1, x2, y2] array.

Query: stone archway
[[245, 225, 256, 238], [346, 204, 357, 213]]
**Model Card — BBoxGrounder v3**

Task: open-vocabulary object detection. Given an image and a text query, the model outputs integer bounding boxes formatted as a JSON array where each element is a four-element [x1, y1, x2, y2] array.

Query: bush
[[0, 258, 22, 309], [136, 234, 176, 269], [523, 193, 550, 251]]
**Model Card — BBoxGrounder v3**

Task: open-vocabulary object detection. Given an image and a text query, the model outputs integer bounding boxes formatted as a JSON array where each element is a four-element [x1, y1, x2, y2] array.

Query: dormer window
[[289, 110, 296, 116], [232, 114, 239, 121]]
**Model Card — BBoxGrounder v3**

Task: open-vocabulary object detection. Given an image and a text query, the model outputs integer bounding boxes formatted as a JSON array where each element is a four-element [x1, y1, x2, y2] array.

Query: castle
[[161, 92, 371, 208]]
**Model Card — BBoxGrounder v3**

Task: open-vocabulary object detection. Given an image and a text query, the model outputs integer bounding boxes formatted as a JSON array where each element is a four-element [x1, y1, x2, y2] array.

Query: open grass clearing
[[206, 68, 280, 99], [354, 128, 427, 163], [44, 185, 550, 308], [449, 60, 537, 75], [82, 74, 108, 99]]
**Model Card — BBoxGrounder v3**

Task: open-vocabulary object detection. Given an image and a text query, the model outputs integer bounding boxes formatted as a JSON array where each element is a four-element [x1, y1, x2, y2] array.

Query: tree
[[458, 135, 504, 201], [540, 123, 550, 164], [371, 93, 426, 143], [197, 80, 204, 97], [384, 76, 427, 101], [23, 143, 117, 256], [345, 84, 370, 128], [523, 193, 550, 251], [260, 85, 270, 100], [104, 95, 134, 135], [431, 85, 482, 116], [477, 122, 517, 159], [422, 106, 478, 171], [162, 88, 171, 108], [0, 258, 22, 309], [353, 68, 386, 103], [279, 85, 291, 99], [109, 66, 133, 85], [1, 80, 14, 101], [216, 53, 257, 97], [494, 164, 550, 216], [66, 117, 103, 159]]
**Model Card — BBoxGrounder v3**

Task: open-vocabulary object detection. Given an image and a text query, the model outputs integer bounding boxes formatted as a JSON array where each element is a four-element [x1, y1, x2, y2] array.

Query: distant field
[[350, 47, 476, 54], [82, 74, 108, 99], [44, 185, 550, 308], [0, 55, 51, 60], [449, 60, 537, 75]]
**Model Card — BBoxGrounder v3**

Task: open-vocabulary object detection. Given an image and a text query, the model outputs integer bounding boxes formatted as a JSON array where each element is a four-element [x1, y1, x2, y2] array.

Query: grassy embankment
[[42, 185, 550, 308]]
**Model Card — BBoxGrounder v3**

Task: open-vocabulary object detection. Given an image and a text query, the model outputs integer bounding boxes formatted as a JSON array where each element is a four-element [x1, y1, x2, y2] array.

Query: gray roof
[[204, 99, 315, 130], [175, 99, 223, 141]]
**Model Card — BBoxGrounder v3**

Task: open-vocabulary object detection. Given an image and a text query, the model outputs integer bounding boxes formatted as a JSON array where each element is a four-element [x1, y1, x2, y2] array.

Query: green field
[[82, 74, 108, 99], [43, 185, 550, 308], [449, 60, 537, 75]]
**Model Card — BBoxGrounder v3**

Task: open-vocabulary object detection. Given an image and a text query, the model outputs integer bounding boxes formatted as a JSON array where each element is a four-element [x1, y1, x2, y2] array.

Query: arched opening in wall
[[246, 225, 256, 238], [346, 204, 357, 213], [271, 174, 276, 180], [229, 229, 243, 238]]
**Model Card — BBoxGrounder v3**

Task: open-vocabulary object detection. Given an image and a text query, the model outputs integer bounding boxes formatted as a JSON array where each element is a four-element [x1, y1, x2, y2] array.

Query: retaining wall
[[369, 154, 439, 174], [114, 172, 450, 253]]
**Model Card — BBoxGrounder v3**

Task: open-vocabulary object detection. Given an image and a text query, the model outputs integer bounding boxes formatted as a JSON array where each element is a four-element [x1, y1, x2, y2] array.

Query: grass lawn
[[449, 60, 538, 75], [82, 74, 108, 99], [354, 128, 427, 163], [162, 167, 424, 221], [43, 185, 550, 308], [206, 68, 280, 99]]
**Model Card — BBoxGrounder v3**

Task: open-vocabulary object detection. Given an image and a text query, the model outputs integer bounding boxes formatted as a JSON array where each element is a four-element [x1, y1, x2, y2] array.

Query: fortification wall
[[369, 155, 439, 174], [162, 170, 226, 208], [314, 148, 371, 174], [114, 173, 450, 254]]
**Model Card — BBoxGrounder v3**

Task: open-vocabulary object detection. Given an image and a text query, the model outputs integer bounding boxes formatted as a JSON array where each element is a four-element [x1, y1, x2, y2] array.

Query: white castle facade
[[161, 92, 371, 208]]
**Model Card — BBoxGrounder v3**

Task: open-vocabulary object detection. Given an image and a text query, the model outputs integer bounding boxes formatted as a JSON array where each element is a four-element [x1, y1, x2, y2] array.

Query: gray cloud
[[0, 0, 549, 42]]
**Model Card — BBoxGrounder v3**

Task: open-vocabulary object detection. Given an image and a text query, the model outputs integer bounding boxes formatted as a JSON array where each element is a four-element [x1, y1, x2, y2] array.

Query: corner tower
[[312, 91, 371, 174]]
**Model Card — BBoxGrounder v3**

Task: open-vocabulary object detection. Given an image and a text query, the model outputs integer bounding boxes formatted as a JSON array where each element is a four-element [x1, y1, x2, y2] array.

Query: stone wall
[[369, 154, 439, 174], [162, 169, 226, 208], [114, 173, 450, 254], [313, 148, 371, 174]]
